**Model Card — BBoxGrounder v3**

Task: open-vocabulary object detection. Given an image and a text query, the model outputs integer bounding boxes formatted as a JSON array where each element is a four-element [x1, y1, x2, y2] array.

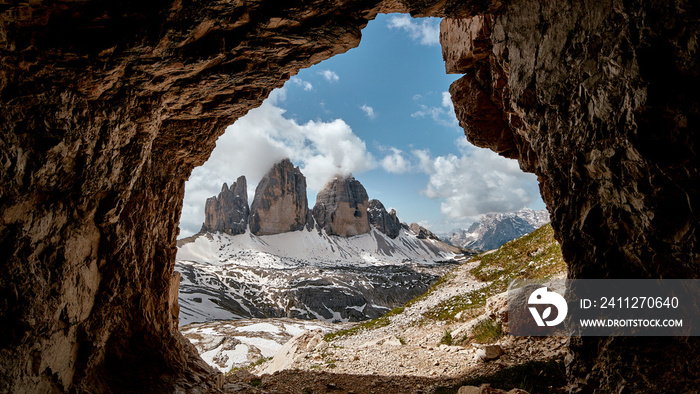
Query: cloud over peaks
[[418, 140, 541, 221], [180, 88, 375, 236], [380, 147, 412, 174]]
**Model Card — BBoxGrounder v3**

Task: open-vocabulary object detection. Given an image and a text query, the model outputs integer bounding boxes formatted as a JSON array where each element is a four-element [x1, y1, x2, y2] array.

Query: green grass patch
[[424, 224, 565, 323], [433, 360, 566, 394], [470, 318, 503, 344], [470, 224, 565, 285], [440, 330, 453, 346]]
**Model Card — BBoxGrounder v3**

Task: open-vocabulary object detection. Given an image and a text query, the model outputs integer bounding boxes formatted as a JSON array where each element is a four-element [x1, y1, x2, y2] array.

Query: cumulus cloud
[[387, 15, 440, 46], [412, 91, 459, 128], [412, 148, 435, 174], [416, 139, 541, 221], [380, 147, 412, 174], [360, 104, 377, 119], [179, 88, 376, 236], [290, 76, 313, 91], [319, 69, 339, 83]]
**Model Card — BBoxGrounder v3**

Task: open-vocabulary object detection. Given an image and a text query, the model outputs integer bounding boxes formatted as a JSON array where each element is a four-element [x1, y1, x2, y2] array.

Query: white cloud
[[411, 91, 459, 128], [179, 88, 376, 237], [412, 148, 435, 173], [360, 104, 377, 119], [387, 15, 440, 46], [290, 76, 313, 91], [416, 139, 541, 221], [319, 69, 339, 83], [380, 148, 411, 174], [441, 91, 454, 111]]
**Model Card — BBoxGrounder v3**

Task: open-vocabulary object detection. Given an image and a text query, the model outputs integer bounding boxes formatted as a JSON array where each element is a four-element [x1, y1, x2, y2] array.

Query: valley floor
[[185, 224, 568, 393]]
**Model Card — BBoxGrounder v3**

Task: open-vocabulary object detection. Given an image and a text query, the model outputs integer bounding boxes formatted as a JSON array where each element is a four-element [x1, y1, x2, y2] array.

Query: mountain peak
[[249, 159, 310, 235], [367, 199, 401, 239], [201, 175, 249, 235], [312, 175, 370, 237]]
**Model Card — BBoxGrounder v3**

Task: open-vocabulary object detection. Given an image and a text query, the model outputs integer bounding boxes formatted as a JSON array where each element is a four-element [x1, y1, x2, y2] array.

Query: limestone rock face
[[367, 199, 401, 239], [201, 176, 249, 235], [313, 176, 370, 237], [249, 159, 309, 235]]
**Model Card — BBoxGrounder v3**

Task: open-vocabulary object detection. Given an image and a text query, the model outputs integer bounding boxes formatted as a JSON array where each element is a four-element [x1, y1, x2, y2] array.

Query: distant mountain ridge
[[177, 158, 468, 325], [444, 208, 550, 251]]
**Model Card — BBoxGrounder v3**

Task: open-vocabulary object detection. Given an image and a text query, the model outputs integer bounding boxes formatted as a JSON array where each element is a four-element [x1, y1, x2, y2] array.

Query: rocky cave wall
[[442, 0, 699, 391], [0, 0, 697, 392]]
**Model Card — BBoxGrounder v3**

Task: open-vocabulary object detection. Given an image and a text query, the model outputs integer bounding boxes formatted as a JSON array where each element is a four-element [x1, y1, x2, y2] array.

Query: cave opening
[[2, 0, 698, 392], [174, 12, 552, 382]]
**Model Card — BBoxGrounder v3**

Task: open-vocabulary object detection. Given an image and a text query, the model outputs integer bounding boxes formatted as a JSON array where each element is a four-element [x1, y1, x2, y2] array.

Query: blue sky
[[179, 14, 544, 237]]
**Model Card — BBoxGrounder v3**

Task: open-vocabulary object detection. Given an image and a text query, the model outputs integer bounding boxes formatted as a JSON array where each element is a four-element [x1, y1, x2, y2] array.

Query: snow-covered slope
[[180, 319, 351, 372], [444, 208, 550, 251], [176, 227, 461, 325], [178, 227, 456, 268]]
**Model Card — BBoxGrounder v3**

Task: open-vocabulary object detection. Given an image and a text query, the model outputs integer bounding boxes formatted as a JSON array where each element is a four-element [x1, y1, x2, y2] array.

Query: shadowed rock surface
[[0, 0, 698, 392], [201, 176, 249, 235], [442, 2, 700, 391], [368, 199, 402, 239], [313, 176, 371, 237], [250, 159, 309, 235]]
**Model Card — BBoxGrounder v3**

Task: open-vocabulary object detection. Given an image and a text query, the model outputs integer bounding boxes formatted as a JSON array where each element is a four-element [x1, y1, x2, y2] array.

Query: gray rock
[[201, 176, 249, 235], [482, 345, 503, 361], [409, 223, 440, 240], [367, 199, 401, 239], [312, 176, 370, 237]]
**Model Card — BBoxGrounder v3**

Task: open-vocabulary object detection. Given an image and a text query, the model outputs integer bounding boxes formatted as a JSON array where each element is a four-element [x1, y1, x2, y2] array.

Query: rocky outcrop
[[409, 223, 441, 241], [249, 159, 309, 235], [442, 2, 700, 391], [313, 176, 370, 237], [2, 1, 462, 390], [1, 0, 698, 392], [201, 176, 249, 235], [367, 199, 401, 239]]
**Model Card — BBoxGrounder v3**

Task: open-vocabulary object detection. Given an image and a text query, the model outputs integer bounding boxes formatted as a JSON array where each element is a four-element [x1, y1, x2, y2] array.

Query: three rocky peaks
[[201, 158, 432, 239]]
